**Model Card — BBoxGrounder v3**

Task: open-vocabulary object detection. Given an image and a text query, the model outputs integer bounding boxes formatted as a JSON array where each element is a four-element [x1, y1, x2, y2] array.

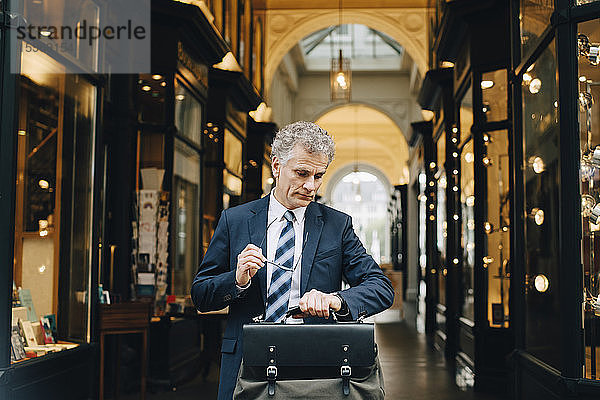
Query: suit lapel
[[248, 195, 269, 305], [300, 202, 323, 295]]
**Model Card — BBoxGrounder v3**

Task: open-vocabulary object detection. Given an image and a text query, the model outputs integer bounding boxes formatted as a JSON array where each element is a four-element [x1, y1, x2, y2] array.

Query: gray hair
[[271, 121, 335, 165]]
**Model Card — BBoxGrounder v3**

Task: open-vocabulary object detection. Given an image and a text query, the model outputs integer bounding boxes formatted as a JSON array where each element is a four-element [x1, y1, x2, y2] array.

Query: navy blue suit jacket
[[191, 195, 394, 400]]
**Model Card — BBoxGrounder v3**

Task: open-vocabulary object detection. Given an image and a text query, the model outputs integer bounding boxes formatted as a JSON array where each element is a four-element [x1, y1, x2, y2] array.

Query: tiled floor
[[376, 322, 505, 400], [123, 320, 507, 400]]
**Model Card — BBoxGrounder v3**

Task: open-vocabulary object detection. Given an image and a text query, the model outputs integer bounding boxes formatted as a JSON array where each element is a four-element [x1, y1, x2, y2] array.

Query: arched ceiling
[[261, 5, 428, 99], [315, 104, 410, 196]]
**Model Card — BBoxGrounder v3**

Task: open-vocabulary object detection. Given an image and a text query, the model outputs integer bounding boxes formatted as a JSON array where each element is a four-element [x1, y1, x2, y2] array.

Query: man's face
[[272, 144, 328, 209]]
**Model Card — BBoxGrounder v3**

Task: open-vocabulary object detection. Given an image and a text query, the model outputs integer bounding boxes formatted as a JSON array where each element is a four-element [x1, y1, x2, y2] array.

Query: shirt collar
[[268, 191, 307, 224]]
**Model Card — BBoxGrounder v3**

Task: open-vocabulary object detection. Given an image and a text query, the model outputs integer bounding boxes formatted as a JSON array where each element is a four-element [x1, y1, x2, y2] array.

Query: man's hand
[[295, 289, 342, 319], [236, 244, 265, 287]]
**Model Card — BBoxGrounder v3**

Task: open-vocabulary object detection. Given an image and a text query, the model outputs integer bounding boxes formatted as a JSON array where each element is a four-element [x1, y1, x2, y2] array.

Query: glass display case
[[10, 38, 98, 363], [521, 40, 560, 369], [578, 19, 600, 381], [172, 80, 203, 297]]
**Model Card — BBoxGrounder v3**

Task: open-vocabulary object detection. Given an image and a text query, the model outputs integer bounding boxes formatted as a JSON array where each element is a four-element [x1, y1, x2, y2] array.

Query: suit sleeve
[[190, 210, 239, 312], [338, 215, 394, 319]]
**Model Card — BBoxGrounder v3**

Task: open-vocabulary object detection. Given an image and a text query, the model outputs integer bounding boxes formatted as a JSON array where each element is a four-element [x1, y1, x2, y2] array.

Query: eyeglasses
[[258, 217, 308, 272]]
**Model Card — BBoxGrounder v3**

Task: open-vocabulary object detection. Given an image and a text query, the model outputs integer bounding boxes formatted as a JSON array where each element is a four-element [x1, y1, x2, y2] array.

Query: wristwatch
[[332, 292, 350, 317]]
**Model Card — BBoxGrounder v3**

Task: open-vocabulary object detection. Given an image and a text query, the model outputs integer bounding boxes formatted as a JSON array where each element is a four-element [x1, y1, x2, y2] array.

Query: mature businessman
[[191, 121, 394, 400]]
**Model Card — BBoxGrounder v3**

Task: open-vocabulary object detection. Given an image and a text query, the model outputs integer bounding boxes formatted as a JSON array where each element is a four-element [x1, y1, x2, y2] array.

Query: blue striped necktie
[[264, 210, 295, 322]]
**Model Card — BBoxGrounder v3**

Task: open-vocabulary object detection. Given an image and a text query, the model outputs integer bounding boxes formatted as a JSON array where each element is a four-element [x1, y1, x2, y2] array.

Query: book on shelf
[[40, 317, 55, 344], [18, 319, 38, 347], [18, 288, 37, 321], [11, 322, 26, 361]]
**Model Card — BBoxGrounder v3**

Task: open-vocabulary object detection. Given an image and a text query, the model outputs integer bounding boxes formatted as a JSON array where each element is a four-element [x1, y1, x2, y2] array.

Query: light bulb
[[534, 274, 549, 292], [529, 78, 541, 94]]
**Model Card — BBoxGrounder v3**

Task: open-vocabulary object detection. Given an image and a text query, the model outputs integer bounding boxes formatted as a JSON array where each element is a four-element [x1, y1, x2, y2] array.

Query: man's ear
[[272, 156, 280, 179]]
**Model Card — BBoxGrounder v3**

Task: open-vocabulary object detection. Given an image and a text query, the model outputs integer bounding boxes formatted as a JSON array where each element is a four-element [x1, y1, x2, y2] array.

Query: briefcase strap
[[267, 345, 277, 396], [341, 344, 351, 396]]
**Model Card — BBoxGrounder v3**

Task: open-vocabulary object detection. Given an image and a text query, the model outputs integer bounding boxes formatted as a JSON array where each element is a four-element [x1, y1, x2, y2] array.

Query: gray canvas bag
[[233, 321, 385, 399]]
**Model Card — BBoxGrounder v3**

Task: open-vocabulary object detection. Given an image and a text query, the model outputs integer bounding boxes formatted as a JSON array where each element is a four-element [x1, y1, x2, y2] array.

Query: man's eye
[[315, 174, 323, 180], [297, 171, 309, 177]]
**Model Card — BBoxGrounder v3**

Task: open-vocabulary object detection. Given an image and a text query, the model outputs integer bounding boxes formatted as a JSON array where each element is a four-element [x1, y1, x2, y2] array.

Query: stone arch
[[264, 8, 427, 99], [314, 103, 410, 195], [309, 101, 406, 137], [322, 162, 391, 205]]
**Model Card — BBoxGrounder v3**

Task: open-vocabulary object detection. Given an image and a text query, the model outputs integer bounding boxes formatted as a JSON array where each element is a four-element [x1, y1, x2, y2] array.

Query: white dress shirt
[[266, 194, 307, 322]]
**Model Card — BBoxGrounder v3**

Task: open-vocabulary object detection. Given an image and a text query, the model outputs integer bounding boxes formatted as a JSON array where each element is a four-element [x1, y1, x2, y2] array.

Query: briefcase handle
[[251, 307, 367, 323]]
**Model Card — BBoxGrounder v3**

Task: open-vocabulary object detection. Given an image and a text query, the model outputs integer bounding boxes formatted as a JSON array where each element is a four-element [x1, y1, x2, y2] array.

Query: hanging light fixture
[[330, 0, 351, 101]]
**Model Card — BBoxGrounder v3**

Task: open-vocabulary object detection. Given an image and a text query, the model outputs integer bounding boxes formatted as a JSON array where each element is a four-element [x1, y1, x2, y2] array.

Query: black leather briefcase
[[233, 322, 384, 399]]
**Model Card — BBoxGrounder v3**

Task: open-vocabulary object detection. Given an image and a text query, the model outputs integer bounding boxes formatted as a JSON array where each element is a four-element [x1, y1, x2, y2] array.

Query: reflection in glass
[[437, 134, 447, 308], [520, 0, 553, 59], [522, 40, 560, 368], [579, 20, 600, 381], [460, 87, 474, 321], [481, 70, 508, 123], [172, 139, 200, 297], [484, 130, 510, 328], [13, 48, 97, 346], [461, 140, 475, 321], [175, 80, 202, 146]]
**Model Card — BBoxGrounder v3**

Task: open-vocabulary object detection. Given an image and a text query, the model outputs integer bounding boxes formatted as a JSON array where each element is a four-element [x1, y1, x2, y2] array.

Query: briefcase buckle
[[266, 365, 278, 379], [340, 365, 352, 377]]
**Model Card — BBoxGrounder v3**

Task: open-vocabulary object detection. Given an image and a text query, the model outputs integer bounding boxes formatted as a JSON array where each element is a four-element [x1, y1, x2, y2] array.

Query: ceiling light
[[531, 208, 544, 225], [484, 222, 493, 234], [176, 94, 185, 101], [481, 80, 494, 89], [531, 156, 545, 173], [529, 78, 541, 94], [465, 152, 474, 163], [152, 74, 163, 80], [38, 179, 49, 189], [534, 274, 549, 292], [141, 85, 151, 92], [441, 61, 454, 68]]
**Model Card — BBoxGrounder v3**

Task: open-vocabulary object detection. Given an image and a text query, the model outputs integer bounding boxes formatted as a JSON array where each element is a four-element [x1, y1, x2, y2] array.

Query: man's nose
[[303, 177, 315, 191]]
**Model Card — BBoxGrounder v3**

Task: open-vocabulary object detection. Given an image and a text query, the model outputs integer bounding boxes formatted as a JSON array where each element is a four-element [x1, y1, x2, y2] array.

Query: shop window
[[175, 80, 202, 146], [12, 48, 97, 362], [521, 40, 560, 369], [436, 134, 447, 308], [481, 69, 508, 123], [21, 0, 99, 72], [223, 129, 243, 209], [172, 139, 201, 297], [137, 73, 167, 124], [417, 169, 428, 333], [459, 87, 475, 322], [520, 0, 554, 59], [578, 19, 600, 381], [483, 129, 510, 328]]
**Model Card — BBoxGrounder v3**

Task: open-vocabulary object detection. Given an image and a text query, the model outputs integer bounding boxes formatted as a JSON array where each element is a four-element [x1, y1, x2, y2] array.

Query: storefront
[[1, 0, 266, 397], [416, 0, 515, 393], [0, 0, 107, 397], [417, 0, 600, 397], [508, 0, 600, 397]]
